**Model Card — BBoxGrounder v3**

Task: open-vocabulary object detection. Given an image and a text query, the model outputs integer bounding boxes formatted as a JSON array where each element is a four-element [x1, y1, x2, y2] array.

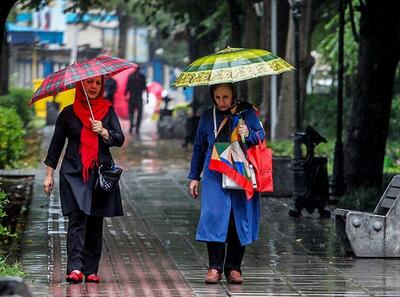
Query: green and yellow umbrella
[[172, 47, 294, 88]]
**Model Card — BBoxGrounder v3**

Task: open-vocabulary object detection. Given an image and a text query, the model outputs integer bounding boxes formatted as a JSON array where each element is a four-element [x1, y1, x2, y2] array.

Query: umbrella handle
[[239, 118, 245, 144], [80, 81, 95, 120]]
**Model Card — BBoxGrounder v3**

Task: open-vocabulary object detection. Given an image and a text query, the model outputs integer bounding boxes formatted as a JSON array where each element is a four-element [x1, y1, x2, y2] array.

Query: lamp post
[[330, 0, 345, 196], [289, 0, 303, 160]]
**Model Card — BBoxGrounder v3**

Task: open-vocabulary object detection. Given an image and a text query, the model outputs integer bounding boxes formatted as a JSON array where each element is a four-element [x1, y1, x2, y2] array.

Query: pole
[[291, 0, 302, 159], [330, 0, 345, 196], [70, 25, 80, 64], [270, 0, 278, 141]]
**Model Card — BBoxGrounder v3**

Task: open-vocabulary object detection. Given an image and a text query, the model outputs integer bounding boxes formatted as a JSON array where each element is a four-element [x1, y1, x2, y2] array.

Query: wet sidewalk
[[20, 121, 400, 297]]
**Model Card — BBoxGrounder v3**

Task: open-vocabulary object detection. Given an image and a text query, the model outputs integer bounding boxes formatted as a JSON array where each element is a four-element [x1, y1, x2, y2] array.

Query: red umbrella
[[146, 81, 163, 98], [29, 56, 138, 106], [112, 67, 137, 120]]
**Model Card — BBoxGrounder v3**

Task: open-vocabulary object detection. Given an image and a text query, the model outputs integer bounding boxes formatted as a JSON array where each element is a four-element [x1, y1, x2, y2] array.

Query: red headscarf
[[73, 77, 112, 182]]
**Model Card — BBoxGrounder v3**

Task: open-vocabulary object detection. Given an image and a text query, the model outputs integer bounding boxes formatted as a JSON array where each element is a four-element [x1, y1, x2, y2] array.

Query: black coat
[[45, 105, 125, 217]]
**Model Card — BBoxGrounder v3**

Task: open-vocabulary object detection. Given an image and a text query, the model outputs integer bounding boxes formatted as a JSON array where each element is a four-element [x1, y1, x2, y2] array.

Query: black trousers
[[129, 99, 143, 132], [207, 210, 245, 276], [66, 210, 104, 275]]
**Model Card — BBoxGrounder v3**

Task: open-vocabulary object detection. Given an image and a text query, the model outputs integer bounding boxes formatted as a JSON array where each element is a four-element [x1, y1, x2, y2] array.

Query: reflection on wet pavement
[[21, 121, 400, 297]]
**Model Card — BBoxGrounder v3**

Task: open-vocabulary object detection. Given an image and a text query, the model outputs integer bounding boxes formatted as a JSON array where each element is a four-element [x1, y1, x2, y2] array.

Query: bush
[[0, 256, 26, 277], [0, 190, 25, 277], [0, 88, 34, 127], [0, 190, 11, 238], [0, 107, 25, 169], [303, 93, 351, 139]]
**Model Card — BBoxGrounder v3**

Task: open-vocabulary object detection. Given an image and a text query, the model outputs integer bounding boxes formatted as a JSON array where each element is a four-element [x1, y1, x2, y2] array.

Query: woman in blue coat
[[188, 83, 265, 284]]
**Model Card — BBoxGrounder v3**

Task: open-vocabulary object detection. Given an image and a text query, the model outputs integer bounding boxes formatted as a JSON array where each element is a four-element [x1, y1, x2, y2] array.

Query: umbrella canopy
[[112, 67, 137, 120], [172, 47, 294, 88], [29, 55, 138, 105], [147, 81, 163, 98]]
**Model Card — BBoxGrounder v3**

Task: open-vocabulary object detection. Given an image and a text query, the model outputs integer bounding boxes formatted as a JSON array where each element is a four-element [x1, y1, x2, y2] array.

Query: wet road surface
[[20, 120, 400, 296]]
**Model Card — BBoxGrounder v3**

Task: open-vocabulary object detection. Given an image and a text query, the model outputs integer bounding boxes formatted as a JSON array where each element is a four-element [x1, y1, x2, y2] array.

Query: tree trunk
[[344, 0, 400, 190], [242, 0, 260, 106], [227, 0, 242, 47], [0, 0, 16, 95], [275, 0, 314, 139], [116, 6, 132, 59], [259, 0, 271, 135]]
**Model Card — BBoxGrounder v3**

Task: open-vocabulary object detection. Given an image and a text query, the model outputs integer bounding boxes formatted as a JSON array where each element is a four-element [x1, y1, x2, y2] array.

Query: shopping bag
[[246, 134, 273, 193]]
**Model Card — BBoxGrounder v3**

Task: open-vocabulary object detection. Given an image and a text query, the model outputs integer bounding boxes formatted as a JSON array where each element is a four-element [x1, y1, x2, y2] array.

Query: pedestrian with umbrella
[[31, 56, 138, 283], [173, 47, 293, 284]]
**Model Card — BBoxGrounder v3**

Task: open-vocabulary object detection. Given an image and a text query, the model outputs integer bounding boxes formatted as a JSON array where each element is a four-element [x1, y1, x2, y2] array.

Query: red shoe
[[85, 274, 101, 283], [66, 270, 83, 283]]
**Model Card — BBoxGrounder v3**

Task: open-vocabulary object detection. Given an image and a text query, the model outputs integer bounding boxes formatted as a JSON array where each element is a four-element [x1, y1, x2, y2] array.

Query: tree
[[0, 0, 106, 95], [0, 0, 18, 95], [344, 0, 400, 190]]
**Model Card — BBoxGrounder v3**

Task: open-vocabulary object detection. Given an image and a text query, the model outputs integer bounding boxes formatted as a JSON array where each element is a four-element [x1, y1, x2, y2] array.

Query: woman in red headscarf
[[43, 75, 125, 284]]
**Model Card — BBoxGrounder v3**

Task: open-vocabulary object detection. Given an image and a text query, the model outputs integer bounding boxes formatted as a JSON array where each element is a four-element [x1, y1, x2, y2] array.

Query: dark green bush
[[0, 107, 25, 169], [303, 93, 351, 139], [0, 88, 34, 127], [388, 94, 400, 140], [0, 190, 25, 277]]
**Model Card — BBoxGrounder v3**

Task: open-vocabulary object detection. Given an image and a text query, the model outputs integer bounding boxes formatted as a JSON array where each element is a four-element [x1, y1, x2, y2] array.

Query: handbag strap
[[213, 107, 217, 138]]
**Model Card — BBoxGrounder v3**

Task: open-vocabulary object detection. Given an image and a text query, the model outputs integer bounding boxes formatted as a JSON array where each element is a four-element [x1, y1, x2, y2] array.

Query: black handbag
[[95, 164, 123, 192]]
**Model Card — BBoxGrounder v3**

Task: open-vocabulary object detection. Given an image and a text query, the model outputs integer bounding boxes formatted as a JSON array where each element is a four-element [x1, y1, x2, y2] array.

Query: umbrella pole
[[80, 81, 95, 120]]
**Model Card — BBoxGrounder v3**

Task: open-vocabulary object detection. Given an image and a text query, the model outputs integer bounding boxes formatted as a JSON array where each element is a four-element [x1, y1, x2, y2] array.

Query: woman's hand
[[90, 118, 109, 140], [238, 120, 249, 139], [43, 166, 54, 196], [189, 180, 199, 199]]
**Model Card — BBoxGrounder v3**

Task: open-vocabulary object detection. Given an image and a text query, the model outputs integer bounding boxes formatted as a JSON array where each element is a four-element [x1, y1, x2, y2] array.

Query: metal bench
[[334, 174, 400, 257]]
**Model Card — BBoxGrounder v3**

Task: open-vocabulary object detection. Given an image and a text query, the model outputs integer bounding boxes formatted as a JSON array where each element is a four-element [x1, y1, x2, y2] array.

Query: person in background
[[125, 70, 148, 134], [182, 101, 200, 148], [104, 77, 117, 103], [188, 83, 265, 285], [43, 75, 124, 284]]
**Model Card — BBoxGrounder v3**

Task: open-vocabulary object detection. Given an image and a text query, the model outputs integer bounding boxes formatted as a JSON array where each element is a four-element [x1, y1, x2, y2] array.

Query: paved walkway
[[20, 121, 400, 297]]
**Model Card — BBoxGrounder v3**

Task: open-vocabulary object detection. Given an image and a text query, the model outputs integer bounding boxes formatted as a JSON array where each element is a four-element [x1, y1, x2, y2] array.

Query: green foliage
[[388, 94, 400, 140], [0, 107, 25, 169], [316, 0, 360, 76], [384, 141, 400, 173], [19, 0, 105, 13], [0, 256, 26, 277], [0, 190, 25, 277], [0, 190, 9, 229], [303, 93, 351, 139], [0, 88, 34, 127], [0, 190, 12, 240]]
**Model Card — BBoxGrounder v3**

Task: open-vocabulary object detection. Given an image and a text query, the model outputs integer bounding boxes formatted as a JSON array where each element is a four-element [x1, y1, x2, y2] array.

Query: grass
[[0, 255, 26, 277]]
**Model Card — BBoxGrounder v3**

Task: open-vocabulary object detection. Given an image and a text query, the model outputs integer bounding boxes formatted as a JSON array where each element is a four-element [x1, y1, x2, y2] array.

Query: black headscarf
[[209, 83, 252, 115]]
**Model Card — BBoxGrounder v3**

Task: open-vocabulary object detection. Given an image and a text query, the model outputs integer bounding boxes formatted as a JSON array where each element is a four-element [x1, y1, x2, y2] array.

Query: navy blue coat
[[188, 105, 265, 245], [45, 105, 124, 217]]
